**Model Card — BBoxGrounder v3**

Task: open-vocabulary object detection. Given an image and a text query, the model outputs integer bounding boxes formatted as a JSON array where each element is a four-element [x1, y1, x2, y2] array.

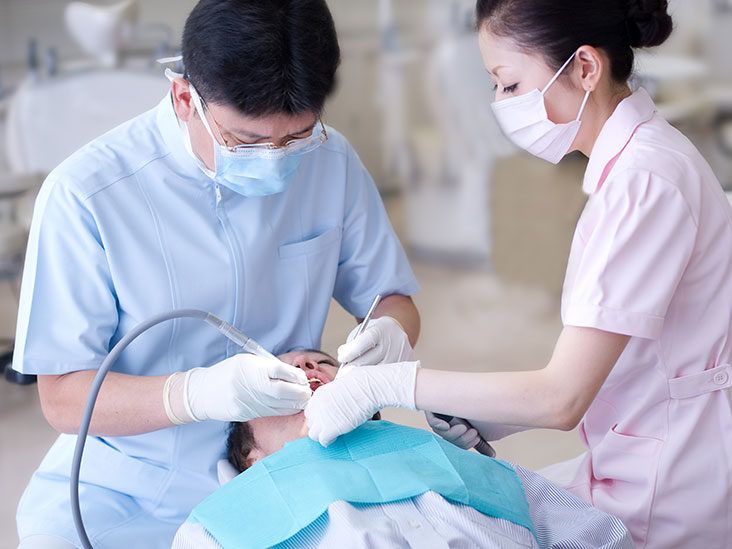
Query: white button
[[408, 520, 421, 529], [713, 371, 729, 386]]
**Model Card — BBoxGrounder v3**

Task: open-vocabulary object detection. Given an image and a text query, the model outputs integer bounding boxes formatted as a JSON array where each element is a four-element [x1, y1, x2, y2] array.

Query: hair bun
[[626, 0, 673, 48]]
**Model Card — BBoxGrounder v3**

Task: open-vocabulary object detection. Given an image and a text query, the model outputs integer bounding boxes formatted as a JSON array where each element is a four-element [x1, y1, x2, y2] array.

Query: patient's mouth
[[306, 373, 326, 391]]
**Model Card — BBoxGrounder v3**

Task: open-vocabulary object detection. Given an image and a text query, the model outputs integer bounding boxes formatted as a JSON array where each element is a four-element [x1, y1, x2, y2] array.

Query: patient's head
[[227, 349, 381, 473], [226, 350, 338, 473]]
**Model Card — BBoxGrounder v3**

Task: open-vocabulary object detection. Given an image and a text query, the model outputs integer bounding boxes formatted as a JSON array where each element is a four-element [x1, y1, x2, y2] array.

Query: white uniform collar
[[155, 92, 207, 179]]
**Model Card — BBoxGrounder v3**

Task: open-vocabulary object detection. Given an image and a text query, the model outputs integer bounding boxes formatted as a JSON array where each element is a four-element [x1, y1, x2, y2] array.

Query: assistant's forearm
[[38, 370, 172, 436], [373, 294, 420, 347], [414, 327, 629, 432], [415, 368, 578, 431]]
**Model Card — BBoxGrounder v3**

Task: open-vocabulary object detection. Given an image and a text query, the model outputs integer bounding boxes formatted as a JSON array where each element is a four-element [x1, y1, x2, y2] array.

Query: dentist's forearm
[[37, 371, 172, 436], [372, 294, 420, 347]]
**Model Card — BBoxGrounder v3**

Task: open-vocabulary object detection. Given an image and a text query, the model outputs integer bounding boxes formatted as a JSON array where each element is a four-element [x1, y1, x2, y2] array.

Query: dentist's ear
[[171, 78, 196, 123], [575, 45, 604, 93]]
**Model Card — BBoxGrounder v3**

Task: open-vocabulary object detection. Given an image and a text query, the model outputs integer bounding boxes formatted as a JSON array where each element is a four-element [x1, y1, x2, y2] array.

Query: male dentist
[[13, 1, 419, 547]]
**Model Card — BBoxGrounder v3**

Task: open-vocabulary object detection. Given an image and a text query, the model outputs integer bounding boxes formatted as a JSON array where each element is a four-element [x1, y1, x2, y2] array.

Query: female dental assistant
[[12, 1, 419, 547], [305, 0, 732, 546]]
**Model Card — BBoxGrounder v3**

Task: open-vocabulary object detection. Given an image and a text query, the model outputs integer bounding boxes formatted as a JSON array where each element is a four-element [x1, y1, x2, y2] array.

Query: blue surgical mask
[[183, 80, 327, 198], [206, 135, 307, 198]]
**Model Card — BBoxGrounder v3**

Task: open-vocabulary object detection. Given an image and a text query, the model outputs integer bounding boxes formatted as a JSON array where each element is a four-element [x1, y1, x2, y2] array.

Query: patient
[[226, 350, 381, 473], [173, 351, 632, 549], [226, 350, 339, 473]]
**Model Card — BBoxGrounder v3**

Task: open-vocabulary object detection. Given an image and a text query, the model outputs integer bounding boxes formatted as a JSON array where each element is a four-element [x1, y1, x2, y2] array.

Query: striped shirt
[[172, 464, 632, 548]]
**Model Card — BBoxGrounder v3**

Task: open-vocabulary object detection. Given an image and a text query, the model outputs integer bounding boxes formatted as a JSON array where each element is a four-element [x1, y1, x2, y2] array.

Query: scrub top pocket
[[591, 426, 663, 547], [275, 227, 342, 351], [278, 226, 342, 259]]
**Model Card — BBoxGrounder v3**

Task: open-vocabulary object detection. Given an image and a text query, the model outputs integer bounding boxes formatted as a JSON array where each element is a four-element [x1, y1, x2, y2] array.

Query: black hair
[[475, 0, 673, 83], [226, 421, 256, 474], [182, 0, 341, 116], [227, 413, 384, 474]]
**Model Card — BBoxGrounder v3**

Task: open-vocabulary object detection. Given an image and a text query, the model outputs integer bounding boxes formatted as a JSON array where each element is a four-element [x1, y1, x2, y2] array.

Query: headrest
[[216, 459, 239, 485]]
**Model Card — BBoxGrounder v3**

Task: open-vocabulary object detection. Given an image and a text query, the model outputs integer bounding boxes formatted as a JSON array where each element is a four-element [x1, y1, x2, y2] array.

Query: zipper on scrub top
[[213, 182, 243, 357]]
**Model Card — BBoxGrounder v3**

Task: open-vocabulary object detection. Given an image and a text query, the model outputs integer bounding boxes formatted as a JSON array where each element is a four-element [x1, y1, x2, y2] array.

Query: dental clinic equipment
[[70, 309, 281, 549], [432, 413, 497, 458]]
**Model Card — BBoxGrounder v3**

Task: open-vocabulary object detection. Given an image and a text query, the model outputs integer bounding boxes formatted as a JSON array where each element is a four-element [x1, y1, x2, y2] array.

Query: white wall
[[0, 0, 437, 70], [0, 0, 196, 69], [0, 0, 447, 188]]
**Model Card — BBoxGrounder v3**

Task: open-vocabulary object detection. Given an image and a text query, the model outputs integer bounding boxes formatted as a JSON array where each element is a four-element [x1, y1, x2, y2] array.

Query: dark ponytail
[[475, 0, 673, 83]]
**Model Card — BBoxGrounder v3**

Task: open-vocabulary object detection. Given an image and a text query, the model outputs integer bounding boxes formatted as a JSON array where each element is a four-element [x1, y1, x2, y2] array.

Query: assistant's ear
[[574, 45, 604, 93], [171, 78, 195, 123]]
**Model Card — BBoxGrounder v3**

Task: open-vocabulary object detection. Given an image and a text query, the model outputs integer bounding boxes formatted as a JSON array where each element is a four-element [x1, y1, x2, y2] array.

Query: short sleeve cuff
[[563, 302, 664, 340], [12, 358, 102, 376]]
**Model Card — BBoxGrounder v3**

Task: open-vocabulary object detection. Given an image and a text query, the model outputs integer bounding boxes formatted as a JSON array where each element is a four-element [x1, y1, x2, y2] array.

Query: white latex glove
[[337, 316, 413, 371], [425, 412, 481, 450], [183, 354, 311, 422], [305, 361, 419, 446]]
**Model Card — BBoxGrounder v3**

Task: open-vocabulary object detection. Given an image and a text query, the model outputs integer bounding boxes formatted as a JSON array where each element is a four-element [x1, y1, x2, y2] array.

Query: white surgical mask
[[491, 51, 590, 164]]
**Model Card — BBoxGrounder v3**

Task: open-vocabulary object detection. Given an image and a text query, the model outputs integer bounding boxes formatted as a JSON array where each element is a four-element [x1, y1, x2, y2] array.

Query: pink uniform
[[558, 88, 732, 547]]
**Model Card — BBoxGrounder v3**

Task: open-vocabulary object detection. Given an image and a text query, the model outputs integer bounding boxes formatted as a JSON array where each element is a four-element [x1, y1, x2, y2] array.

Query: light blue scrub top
[[13, 95, 419, 547]]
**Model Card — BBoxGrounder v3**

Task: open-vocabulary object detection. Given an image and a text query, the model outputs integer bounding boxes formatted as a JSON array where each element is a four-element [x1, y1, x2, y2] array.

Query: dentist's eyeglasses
[[189, 83, 328, 159]]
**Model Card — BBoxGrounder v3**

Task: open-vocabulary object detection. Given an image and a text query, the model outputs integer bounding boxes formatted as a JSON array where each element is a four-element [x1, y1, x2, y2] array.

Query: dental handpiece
[[433, 413, 497, 458], [204, 314, 277, 360]]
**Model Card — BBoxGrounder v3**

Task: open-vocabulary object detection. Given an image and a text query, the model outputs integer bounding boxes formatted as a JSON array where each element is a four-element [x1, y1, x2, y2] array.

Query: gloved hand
[[425, 412, 481, 450], [305, 361, 419, 446], [337, 316, 413, 370], [166, 354, 311, 423], [425, 413, 497, 457]]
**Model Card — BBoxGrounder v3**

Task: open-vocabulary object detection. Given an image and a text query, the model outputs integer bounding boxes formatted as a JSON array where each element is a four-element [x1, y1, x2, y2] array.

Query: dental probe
[[339, 294, 383, 368]]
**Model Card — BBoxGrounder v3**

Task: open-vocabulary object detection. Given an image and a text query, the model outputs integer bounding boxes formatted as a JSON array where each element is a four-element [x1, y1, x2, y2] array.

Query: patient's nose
[[292, 356, 317, 371]]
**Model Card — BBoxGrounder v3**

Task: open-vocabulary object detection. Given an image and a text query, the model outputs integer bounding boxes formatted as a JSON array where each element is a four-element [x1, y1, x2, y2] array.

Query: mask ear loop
[[159, 55, 221, 145], [575, 89, 591, 122], [541, 50, 579, 95], [186, 84, 221, 143], [540, 50, 591, 122]]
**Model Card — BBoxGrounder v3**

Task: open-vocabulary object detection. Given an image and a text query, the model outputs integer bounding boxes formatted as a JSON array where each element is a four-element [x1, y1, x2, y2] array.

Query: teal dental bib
[[190, 421, 535, 548]]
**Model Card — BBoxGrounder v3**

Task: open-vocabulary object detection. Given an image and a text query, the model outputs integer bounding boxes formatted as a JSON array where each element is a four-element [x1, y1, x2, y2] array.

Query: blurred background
[[1, 0, 732, 546]]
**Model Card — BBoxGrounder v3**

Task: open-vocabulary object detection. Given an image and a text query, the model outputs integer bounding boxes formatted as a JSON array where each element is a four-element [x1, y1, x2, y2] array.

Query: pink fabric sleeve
[[563, 170, 697, 340]]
